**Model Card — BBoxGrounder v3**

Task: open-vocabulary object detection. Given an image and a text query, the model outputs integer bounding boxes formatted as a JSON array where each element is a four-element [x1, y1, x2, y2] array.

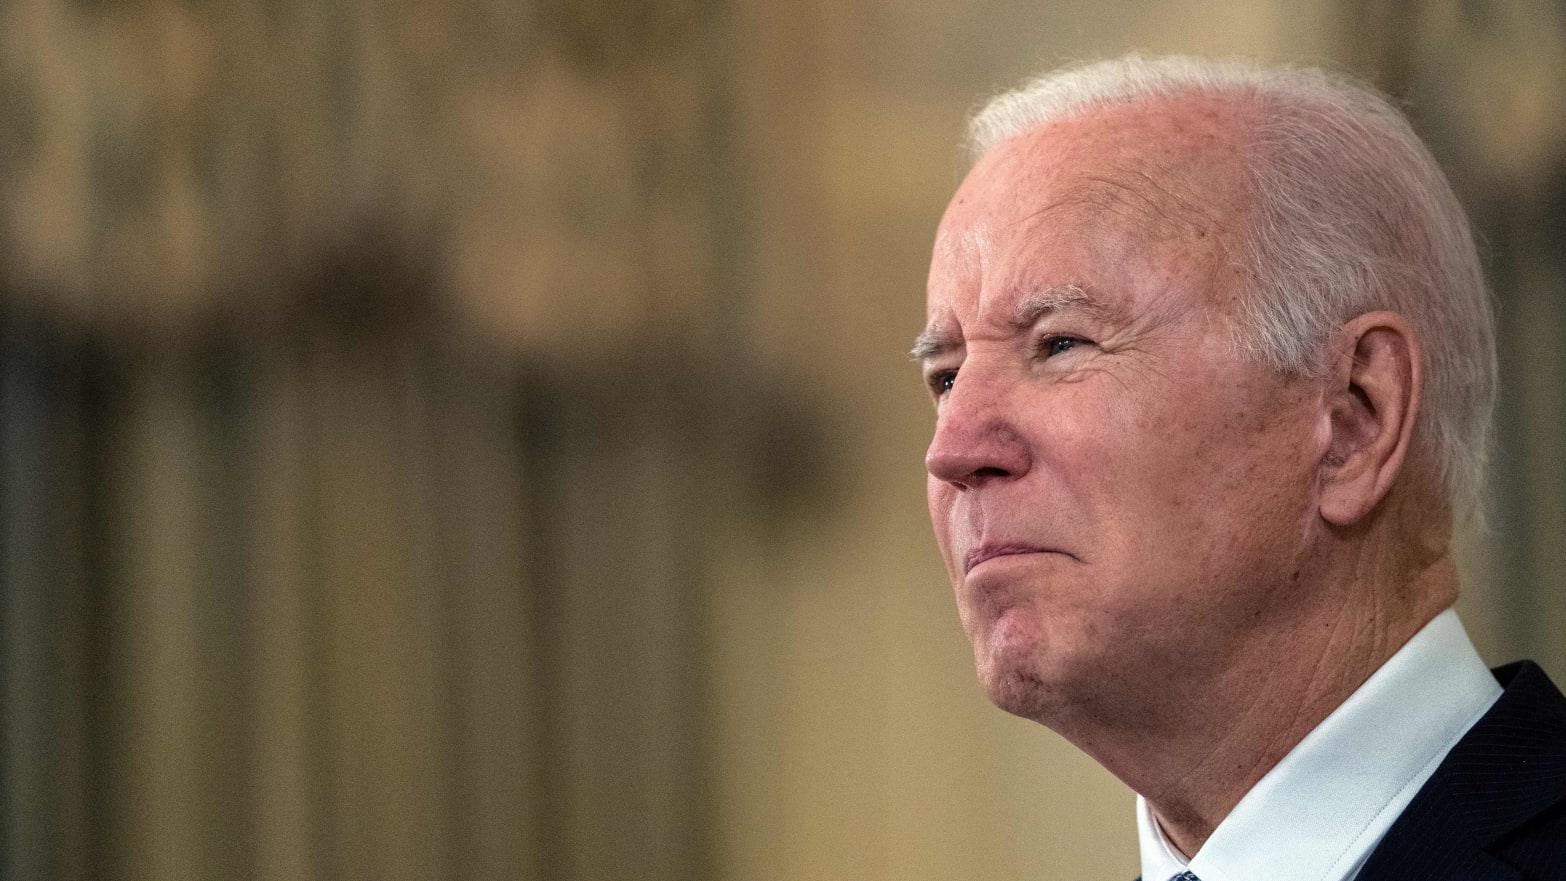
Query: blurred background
[[2, 0, 1564, 879]]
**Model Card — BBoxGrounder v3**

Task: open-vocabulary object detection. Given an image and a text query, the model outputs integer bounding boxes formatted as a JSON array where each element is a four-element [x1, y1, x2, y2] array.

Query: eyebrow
[[909, 284, 1112, 361]]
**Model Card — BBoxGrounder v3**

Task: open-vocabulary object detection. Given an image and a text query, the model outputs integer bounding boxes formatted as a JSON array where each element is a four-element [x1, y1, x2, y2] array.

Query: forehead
[[929, 94, 1253, 323]]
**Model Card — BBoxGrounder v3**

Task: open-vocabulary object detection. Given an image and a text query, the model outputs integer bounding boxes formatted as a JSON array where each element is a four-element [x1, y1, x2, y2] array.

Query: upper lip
[[963, 543, 1057, 574]]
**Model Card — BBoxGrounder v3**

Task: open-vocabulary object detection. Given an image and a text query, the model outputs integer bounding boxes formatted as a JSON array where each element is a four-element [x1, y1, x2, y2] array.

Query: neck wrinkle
[[1105, 546, 1458, 858]]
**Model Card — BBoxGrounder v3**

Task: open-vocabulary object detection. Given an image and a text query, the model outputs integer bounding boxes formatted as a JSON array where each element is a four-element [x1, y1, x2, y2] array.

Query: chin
[[974, 633, 1073, 722], [981, 667, 1057, 720]]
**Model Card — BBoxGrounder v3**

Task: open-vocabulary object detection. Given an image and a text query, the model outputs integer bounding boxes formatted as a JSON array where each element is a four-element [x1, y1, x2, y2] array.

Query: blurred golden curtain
[[0, 1, 811, 880], [5, 1, 1566, 881]]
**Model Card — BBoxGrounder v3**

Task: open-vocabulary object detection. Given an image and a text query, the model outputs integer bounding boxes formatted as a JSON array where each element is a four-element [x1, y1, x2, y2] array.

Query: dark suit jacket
[[1355, 660, 1566, 880], [1134, 661, 1566, 881]]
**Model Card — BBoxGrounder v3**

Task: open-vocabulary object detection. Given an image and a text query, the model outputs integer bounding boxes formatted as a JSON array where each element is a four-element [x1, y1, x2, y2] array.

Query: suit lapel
[[1356, 662, 1566, 881]]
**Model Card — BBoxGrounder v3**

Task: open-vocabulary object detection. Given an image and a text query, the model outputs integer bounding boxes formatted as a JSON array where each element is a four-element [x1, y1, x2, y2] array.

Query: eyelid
[[926, 367, 957, 397]]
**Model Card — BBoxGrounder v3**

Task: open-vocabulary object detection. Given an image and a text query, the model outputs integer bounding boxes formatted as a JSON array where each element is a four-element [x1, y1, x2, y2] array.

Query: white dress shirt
[[1136, 608, 1502, 881]]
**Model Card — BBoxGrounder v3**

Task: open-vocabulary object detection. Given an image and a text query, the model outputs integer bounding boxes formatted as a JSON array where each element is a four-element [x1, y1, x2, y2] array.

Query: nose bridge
[[926, 358, 1028, 485], [942, 357, 1006, 425]]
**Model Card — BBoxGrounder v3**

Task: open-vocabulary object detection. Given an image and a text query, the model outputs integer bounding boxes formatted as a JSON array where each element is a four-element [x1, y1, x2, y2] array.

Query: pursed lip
[[963, 543, 1059, 575]]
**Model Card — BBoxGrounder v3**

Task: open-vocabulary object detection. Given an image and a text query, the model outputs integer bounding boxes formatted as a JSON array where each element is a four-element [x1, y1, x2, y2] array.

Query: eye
[[928, 370, 956, 396], [1038, 335, 1087, 358]]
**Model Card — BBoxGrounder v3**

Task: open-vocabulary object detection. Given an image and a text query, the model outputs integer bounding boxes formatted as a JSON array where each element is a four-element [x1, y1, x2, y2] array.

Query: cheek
[[1018, 384, 1131, 521], [1115, 386, 1317, 581], [1046, 370, 1312, 564], [926, 474, 949, 529], [926, 477, 960, 572]]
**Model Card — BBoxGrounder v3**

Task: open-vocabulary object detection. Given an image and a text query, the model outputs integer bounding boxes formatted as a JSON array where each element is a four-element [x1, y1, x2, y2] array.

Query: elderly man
[[916, 56, 1566, 880]]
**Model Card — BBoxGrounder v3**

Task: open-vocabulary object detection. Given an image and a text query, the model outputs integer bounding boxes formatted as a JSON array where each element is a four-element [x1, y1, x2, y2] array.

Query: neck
[[1057, 519, 1459, 858]]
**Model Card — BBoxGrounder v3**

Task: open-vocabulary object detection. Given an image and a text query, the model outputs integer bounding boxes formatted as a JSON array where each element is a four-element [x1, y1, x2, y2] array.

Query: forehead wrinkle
[[1017, 170, 1222, 245], [1122, 168, 1218, 233], [935, 223, 993, 274], [920, 222, 998, 362]]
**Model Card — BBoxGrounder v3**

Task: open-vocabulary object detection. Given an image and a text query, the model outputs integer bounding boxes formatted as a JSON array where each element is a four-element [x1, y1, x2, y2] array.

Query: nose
[[924, 370, 1031, 489]]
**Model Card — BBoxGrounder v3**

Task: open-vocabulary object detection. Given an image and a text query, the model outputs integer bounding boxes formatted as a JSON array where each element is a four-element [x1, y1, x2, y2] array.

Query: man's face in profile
[[920, 96, 1330, 725]]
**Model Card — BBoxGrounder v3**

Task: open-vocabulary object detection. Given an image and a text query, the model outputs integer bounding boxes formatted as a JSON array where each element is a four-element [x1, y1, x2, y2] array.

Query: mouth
[[963, 543, 1060, 575]]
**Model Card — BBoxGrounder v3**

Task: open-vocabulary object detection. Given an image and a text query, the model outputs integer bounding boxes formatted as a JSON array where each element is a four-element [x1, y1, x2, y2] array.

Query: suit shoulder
[[1492, 797, 1566, 880]]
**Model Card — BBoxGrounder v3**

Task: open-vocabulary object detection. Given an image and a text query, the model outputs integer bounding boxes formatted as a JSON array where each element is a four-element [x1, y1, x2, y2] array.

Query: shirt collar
[[1136, 608, 1501, 881]]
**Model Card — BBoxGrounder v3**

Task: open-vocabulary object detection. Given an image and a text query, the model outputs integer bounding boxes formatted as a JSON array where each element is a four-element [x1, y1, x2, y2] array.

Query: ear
[[1319, 311, 1422, 526]]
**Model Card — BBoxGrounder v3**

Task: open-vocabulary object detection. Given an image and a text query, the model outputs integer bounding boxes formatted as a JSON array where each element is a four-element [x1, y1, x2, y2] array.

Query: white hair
[[969, 54, 1497, 522]]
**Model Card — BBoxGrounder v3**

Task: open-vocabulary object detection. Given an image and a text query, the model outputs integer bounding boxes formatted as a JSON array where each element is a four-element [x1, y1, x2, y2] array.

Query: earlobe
[[1318, 312, 1421, 526]]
